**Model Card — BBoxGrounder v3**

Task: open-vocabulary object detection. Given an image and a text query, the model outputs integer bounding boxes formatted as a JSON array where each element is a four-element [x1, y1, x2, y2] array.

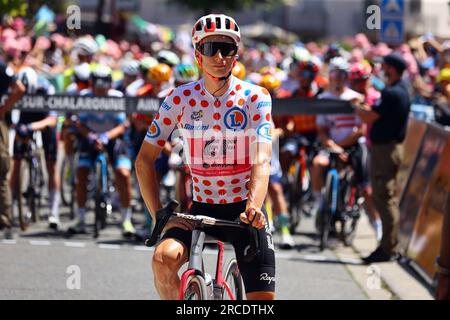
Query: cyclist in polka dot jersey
[[145, 77, 272, 204], [136, 14, 276, 300]]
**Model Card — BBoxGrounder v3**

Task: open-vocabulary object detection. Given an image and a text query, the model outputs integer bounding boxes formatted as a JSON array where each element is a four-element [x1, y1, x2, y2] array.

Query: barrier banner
[[1, 94, 354, 115], [399, 123, 448, 254], [407, 131, 450, 283], [397, 118, 428, 198], [436, 173, 450, 299]]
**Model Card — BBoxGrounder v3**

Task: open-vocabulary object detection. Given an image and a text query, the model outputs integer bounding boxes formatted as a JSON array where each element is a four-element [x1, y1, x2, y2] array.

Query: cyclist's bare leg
[[46, 160, 59, 191], [268, 182, 294, 244], [63, 133, 76, 156], [76, 167, 90, 208], [267, 182, 288, 215], [152, 238, 188, 300], [311, 155, 330, 218], [362, 186, 382, 239], [46, 160, 60, 221], [114, 168, 132, 208], [311, 155, 329, 193], [246, 292, 275, 300], [9, 159, 21, 196], [280, 150, 294, 174]]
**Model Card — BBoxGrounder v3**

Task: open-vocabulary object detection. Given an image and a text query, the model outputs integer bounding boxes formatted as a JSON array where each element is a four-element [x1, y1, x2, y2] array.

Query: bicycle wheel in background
[[16, 160, 31, 231], [93, 161, 107, 238], [17, 158, 42, 229], [222, 258, 244, 300], [340, 171, 360, 246], [288, 161, 303, 234], [319, 172, 338, 251], [60, 156, 76, 220], [183, 275, 208, 300]]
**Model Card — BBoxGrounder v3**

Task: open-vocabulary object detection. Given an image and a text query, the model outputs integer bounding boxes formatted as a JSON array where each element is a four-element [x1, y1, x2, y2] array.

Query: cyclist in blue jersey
[[68, 65, 134, 236]]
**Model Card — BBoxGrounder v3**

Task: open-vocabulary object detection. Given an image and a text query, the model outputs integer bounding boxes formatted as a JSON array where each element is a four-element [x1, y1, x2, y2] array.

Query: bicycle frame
[[146, 201, 259, 301], [15, 134, 44, 225], [327, 168, 340, 216], [178, 229, 235, 300], [92, 149, 112, 238], [94, 151, 109, 196]]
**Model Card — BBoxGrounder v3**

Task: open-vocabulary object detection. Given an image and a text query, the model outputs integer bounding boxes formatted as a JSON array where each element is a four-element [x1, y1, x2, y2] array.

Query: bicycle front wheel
[[60, 156, 76, 220], [183, 275, 208, 300], [94, 161, 107, 238], [319, 172, 338, 251], [17, 160, 31, 231], [222, 258, 244, 300]]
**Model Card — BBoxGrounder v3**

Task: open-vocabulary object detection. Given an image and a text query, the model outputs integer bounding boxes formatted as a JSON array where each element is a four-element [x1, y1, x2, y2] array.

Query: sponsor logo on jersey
[[184, 123, 209, 130], [190, 110, 204, 121], [257, 101, 272, 109], [256, 122, 273, 141], [146, 121, 161, 139], [224, 107, 247, 130], [161, 102, 172, 111]]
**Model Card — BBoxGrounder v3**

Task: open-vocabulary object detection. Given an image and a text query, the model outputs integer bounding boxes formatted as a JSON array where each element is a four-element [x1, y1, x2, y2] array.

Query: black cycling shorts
[[13, 127, 58, 162], [346, 142, 370, 189], [161, 200, 276, 294]]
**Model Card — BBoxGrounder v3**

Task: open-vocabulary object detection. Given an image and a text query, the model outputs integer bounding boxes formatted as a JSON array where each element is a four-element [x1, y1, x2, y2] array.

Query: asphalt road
[[0, 201, 367, 300]]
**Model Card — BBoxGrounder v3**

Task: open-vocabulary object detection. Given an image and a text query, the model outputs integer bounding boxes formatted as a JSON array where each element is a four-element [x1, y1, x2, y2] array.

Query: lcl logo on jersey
[[224, 107, 247, 130], [146, 121, 161, 139], [257, 122, 273, 141]]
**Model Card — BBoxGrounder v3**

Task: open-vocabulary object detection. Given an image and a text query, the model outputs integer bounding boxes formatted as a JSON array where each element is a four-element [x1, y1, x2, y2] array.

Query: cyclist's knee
[[270, 182, 283, 194], [313, 155, 328, 167], [115, 167, 131, 180], [152, 239, 187, 273]]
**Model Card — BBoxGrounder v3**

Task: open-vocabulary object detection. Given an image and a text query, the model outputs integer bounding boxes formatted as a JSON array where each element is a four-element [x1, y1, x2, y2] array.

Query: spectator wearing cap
[[354, 52, 411, 264]]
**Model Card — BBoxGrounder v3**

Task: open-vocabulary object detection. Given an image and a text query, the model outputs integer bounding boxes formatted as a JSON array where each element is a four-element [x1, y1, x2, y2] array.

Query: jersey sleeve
[[316, 114, 329, 128], [144, 92, 180, 148], [115, 112, 127, 125], [78, 112, 88, 124], [248, 86, 273, 144]]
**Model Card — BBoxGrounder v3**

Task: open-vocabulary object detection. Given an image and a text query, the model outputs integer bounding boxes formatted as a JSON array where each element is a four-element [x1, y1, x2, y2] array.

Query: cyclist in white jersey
[[136, 14, 275, 300], [311, 57, 368, 218]]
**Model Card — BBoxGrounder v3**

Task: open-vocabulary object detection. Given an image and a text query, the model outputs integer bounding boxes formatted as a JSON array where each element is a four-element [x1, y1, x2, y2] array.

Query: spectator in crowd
[[0, 57, 25, 239], [354, 53, 411, 264]]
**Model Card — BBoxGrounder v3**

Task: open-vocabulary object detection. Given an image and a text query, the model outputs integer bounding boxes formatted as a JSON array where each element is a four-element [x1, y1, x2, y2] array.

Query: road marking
[[133, 246, 154, 252], [29, 240, 51, 246], [64, 242, 87, 248], [275, 252, 292, 259], [338, 257, 362, 264], [98, 244, 121, 250], [304, 254, 328, 261], [1, 239, 17, 245]]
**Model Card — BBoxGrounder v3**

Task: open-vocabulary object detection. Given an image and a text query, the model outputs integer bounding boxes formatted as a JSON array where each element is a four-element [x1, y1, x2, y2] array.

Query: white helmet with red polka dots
[[192, 14, 241, 48]]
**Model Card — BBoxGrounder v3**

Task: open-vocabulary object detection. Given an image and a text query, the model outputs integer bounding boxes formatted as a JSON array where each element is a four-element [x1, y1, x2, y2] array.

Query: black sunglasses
[[197, 42, 238, 57]]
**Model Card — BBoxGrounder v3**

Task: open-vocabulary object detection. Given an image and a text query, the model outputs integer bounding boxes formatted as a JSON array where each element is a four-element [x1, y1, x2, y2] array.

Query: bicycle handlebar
[[145, 200, 261, 262]]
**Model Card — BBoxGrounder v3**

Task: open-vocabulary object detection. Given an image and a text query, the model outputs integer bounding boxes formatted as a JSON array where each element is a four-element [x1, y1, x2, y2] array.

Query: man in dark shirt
[[354, 52, 411, 263], [0, 60, 25, 239]]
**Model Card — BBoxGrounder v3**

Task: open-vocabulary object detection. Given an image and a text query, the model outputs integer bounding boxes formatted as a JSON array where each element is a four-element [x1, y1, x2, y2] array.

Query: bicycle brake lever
[[145, 199, 179, 247]]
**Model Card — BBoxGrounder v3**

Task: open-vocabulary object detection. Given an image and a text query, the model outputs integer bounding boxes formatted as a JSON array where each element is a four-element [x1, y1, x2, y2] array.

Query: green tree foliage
[[0, 0, 64, 18]]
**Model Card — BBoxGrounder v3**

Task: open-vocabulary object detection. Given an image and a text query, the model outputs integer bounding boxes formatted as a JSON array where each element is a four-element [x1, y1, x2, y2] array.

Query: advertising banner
[[399, 124, 448, 253]]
